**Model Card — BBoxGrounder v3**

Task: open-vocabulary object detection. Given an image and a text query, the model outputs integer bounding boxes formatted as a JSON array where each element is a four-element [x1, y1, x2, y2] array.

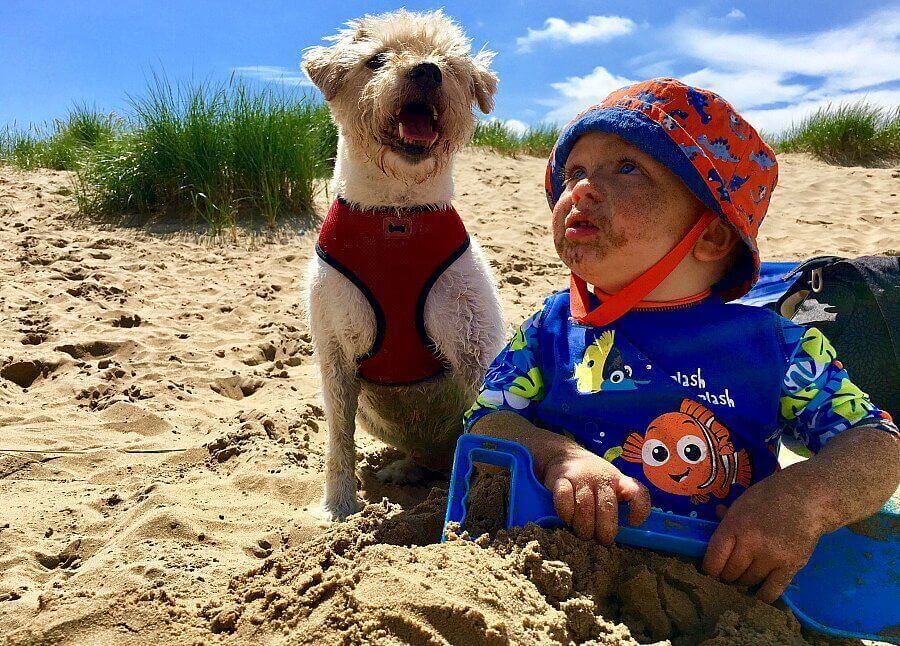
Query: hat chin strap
[[570, 210, 717, 327]]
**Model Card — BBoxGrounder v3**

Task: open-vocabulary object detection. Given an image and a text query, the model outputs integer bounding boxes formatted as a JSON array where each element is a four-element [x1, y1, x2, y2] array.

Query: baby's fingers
[[756, 566, 798, 604], [703, 527, 736, 579], [571, 485, 596, 539], [617, 476, 651, 526], [593, 486, 618, 545], [551, 478, 575, 524], [737, 558, 777, 587], [719, 542, 754, 582]]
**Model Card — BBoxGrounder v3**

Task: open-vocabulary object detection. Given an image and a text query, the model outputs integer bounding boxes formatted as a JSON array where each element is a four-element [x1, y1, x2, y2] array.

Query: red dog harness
[[315, 197, 470, 386]]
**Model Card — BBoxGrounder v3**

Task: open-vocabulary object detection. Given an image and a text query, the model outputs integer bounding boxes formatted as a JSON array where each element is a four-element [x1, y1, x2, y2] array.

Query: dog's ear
[[471, 49, 498, 114], [302, 46, 342, 102]]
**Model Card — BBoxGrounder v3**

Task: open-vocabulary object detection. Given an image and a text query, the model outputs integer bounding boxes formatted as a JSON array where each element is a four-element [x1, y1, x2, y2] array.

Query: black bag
[[776, 255, 899, 420]]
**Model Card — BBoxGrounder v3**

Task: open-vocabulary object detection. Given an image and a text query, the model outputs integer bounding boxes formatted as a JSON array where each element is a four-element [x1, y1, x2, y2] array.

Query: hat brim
[[550, 108, 718, 214]]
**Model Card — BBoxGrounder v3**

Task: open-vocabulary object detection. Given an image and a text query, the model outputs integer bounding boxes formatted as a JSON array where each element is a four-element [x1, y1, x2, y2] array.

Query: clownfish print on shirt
[[622, 398, 752, 505]]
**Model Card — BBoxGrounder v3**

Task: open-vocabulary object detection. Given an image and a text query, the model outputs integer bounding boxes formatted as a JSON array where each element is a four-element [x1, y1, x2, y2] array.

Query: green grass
[[76, 75, 336, 231], [518, 124, 561, 157], [2, 75, 337, 232], [471, 120, 522, 156], [471, 120, 560, 158], [772, 101, 900, 167], [469, 102, 900, 167], [0, 104, 120, 170]]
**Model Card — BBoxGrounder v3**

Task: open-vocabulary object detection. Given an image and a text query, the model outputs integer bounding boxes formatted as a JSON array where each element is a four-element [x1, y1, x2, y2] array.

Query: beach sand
[[0, 150, 897, 644]]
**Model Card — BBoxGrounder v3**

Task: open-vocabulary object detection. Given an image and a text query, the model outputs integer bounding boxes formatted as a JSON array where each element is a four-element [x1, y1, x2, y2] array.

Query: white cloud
[[631, 57, 677, 79], [232, 66, 313, 87], [680, 68, 807, 109], [516, 16, 635, 53], [726, 8, 745, 20], [503, 119, 530, 136], [542, 66, 636, 123], [538, 7, 900, 134], [672, 8, 900, 94]]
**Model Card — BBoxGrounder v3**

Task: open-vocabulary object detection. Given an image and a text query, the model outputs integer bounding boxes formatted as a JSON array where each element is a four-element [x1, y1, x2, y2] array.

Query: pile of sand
[[200, 479, 810, 645], [2, 150, 896, 644]]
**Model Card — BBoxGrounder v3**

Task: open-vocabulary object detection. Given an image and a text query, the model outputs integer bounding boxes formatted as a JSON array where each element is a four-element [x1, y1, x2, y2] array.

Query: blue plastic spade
[[444, 434, 900, 643], [443, 434, 565, 532]]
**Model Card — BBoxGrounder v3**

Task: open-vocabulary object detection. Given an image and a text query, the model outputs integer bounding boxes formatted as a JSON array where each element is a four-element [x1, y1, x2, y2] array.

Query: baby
[[465, 79, 899, 602]]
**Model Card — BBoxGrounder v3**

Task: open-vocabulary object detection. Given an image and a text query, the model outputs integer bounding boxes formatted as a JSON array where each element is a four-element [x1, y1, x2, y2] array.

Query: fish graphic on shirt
[[573, 330, 649, 393], [622, 399, 752, 504]]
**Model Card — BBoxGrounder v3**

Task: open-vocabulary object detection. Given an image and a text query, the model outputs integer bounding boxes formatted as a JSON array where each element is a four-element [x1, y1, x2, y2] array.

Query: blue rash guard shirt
[[464, 290, 897, 520]]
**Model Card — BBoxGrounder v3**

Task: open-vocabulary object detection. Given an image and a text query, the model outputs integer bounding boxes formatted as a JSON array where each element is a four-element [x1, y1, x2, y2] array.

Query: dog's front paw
[[318, 496, 361, 522], [376, 456, 428, 485]]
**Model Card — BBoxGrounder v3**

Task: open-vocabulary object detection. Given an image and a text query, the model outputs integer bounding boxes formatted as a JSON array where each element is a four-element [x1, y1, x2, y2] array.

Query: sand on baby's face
[[1, 151, 897, 644]]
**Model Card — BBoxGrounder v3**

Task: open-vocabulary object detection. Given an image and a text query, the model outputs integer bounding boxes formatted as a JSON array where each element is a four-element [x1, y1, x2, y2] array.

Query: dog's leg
[[365, 400, 434, 485], [307, 251, 375, 521], [319, 339, 362, 521], [426, 243, 506, 395], [373, 242, 503, 480]]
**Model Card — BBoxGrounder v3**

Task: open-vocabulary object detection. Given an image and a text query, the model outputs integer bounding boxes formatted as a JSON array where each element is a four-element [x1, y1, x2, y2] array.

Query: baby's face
[[552, 131, 702, 291]]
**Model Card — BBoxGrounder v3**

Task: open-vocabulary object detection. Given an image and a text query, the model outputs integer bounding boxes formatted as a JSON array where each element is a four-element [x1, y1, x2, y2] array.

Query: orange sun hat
[[545, 78, 779, 301]]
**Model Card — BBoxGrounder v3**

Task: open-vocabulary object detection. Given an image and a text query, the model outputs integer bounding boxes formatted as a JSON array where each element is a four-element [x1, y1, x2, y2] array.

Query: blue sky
[[2, 1, 898, 135]]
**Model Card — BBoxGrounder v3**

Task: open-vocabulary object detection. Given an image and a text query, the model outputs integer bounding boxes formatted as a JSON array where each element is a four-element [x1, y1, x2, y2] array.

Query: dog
[[302, 10, 506, 520]]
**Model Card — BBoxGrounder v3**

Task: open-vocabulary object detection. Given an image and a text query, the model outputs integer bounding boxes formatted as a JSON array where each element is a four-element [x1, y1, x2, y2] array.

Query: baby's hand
[[543, 446, 651, 544], [702, 474, 823, 602]]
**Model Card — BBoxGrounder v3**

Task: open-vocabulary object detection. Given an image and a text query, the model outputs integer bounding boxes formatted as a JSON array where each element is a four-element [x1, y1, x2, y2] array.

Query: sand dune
[[0, 150, 897, 644]]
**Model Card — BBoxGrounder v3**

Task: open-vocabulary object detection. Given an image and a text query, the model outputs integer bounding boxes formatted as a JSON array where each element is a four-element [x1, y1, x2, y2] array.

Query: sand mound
[[203, 478, 810, 645]]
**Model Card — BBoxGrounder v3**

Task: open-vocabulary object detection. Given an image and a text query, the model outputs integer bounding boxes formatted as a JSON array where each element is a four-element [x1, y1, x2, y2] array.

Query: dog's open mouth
[[392, 101, 439, 156]]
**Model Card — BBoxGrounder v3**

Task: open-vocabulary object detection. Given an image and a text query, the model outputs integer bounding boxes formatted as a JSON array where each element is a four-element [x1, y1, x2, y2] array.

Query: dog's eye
[[366, 53, 388, 70]]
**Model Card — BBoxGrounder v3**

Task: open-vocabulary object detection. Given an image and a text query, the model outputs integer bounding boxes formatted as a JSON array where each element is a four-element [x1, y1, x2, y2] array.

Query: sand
[[1, 149, 896, 645]]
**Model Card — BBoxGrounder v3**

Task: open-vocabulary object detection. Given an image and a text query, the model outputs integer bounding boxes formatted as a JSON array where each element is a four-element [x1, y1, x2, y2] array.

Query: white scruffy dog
[[302, 10, 506, 520]]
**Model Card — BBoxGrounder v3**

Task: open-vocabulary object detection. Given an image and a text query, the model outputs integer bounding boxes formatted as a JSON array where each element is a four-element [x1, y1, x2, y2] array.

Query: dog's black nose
[[409, 62, 442, 87]]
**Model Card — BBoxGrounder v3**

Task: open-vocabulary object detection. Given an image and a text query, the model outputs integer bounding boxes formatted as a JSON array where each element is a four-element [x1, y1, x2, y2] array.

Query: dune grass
[[469, 102, 900, 168], [471, 120, 521, 156], [470, 102, 900, 167], [2, 76, 337, 232], [772, 101, 900, 167], [471, 120, 561, 158], [0, 105, 120, 170], [518, 124, 562, 157], [74, 76, 336, 231]]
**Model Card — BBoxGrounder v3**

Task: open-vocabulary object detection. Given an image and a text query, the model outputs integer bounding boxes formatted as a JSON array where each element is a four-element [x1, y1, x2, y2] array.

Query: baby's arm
[[704, 324, 899, 602], [703, 424, 898, 602], [470, 411, 651, 544]]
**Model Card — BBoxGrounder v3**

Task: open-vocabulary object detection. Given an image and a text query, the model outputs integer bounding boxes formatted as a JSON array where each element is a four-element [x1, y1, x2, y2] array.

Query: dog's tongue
[[398, 104, 436, 144]]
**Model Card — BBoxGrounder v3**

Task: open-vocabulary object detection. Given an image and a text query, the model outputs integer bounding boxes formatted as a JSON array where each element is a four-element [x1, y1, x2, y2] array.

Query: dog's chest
[[315, 198, 470, 385]]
